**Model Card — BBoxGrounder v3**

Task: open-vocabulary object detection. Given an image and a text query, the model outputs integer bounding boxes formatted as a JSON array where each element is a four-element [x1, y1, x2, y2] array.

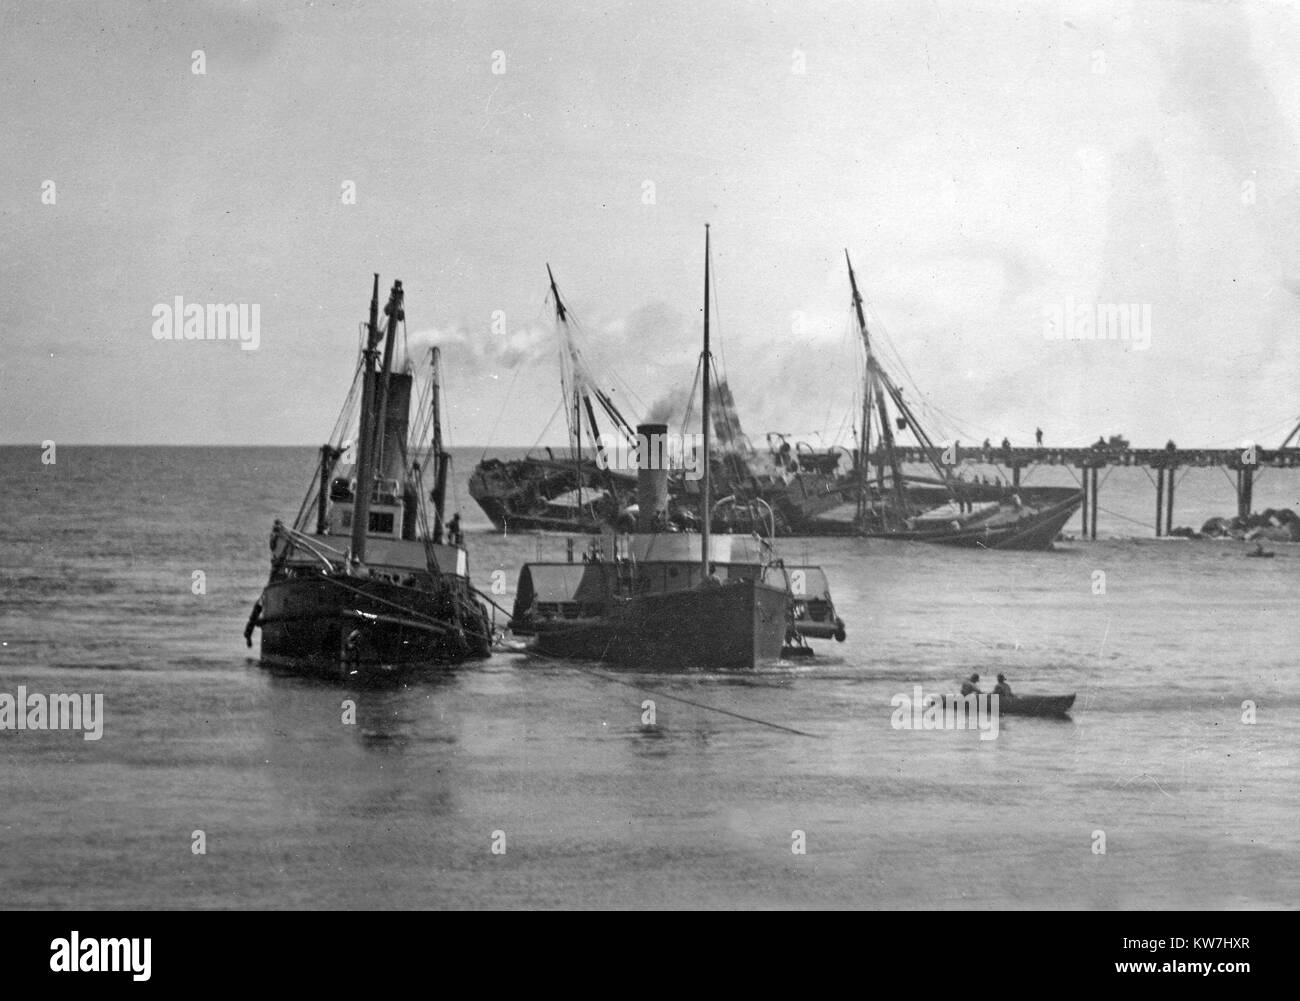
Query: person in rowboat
[[992, 673, 1013, 698], [960, 672, 982, 695]]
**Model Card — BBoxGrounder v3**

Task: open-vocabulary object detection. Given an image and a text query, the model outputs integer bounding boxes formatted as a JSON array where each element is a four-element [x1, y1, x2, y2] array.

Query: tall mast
[[574, 387, 583, 519], [350, 274, 382, 562], [846, 255, 907, 520], [847, 251, 872, 525], [701, 224, 712, 577], [430, 345, 448, 543], [548, 264, 584, 521]]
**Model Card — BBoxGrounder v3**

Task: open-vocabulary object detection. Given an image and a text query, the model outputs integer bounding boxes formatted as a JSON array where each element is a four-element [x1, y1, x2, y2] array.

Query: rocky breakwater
[[1168, 508, 1300, 541]]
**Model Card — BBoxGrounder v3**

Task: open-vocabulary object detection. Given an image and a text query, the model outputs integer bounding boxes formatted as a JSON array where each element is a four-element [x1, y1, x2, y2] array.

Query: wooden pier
[[867, 444, 1300, 539]]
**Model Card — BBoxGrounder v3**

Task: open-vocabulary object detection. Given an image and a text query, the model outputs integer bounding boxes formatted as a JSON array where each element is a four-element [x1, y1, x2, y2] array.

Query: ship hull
[[805, 489, 1083, 549], [472, 458, 853, 537], [529, 578, 789, 669], [940, 693, 1076, 717], [901, 492, 1083, 550], [257, 574, 491, 682], [469, 457, 631, 534]]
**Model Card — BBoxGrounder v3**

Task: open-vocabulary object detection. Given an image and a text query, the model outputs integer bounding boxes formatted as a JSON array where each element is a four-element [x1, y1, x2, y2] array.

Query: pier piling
[[1236, 465, 1255, 519], [1089, 467, 1098, 540], [1166, 465, 1175, 533], [1080, 467, 1088, 536], [1155, 468, 1164, 537]]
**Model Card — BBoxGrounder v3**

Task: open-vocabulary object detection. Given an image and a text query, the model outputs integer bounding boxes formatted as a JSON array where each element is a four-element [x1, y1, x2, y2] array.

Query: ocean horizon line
[[0, 442, 543, 450]]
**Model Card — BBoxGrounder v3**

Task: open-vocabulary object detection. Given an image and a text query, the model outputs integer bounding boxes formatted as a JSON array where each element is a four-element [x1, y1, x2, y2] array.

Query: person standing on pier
[[1035, 427, 1043, 446]]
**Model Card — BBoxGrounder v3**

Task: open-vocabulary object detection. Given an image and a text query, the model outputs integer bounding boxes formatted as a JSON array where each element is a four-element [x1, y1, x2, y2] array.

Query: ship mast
[[350, 274, 382, 563], [430, 345, 448, 543], [847, 251, 872, 525], [548, 264, 585, 522], [701, 224, 712, 578], [846, 255, 908, 522]]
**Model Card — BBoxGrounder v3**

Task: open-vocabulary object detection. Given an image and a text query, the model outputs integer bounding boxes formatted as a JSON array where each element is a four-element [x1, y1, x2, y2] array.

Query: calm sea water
[[0, 445, 1296, 909]]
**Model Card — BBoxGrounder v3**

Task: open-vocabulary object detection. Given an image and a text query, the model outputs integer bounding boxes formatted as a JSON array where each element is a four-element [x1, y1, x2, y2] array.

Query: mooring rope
[[520, 651, 822, 738]]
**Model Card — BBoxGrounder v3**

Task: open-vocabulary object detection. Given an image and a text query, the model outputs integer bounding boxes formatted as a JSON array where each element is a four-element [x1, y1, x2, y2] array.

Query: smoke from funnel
[[645, 386, 693, 426]]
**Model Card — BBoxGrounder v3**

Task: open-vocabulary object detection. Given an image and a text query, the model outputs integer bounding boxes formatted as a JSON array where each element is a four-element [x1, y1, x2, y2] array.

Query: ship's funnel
[[636, 422, 669, 532], [378, 372, 413, 481]]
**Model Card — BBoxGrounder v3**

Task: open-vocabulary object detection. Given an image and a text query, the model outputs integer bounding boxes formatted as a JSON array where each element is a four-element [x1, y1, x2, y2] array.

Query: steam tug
[[243, 275, 492, 681], [508, 229, 846, 668]]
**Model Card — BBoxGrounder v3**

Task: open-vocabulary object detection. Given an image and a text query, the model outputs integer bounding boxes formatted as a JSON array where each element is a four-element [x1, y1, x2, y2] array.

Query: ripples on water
[[0, 447, 1296, 908]]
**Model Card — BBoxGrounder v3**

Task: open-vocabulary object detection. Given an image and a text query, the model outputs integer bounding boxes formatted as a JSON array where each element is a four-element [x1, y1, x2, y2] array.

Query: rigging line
[[1209, 412, 1299, 448], [481, 362, 524, 460], [861, 299, 922, 392], [471, 587, 514, 619], [529, 398, 564, 453], [522, 653, 823, 738], [604, 368, 648, 422], [705, 238, 734, 403], [863, 305, 986, 446], [1094, 503, 1156, 531], [294, 357, 366, 532]]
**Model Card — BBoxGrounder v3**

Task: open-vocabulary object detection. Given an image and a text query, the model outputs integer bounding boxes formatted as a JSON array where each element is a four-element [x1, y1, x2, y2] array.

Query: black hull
[[809, 491, 1084, 549], [529, 579, 789, 669], [901, 493, 1083, 550], [257, 574, 491, 682], [1001, 693, 1076, 716], [469, 457, 630, 534], [941, 693, 1076, 717], [471, 458, 852, 537]]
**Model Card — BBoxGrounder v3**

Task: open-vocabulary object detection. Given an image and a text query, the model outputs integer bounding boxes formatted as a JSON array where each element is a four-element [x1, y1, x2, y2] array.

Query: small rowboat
[[940, 692, 1076, 717], [999, 693, 1075, 717]]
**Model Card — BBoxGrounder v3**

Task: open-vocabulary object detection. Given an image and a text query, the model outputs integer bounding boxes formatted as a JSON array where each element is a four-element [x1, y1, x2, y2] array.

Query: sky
[[2, 0, 1299, 450]]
